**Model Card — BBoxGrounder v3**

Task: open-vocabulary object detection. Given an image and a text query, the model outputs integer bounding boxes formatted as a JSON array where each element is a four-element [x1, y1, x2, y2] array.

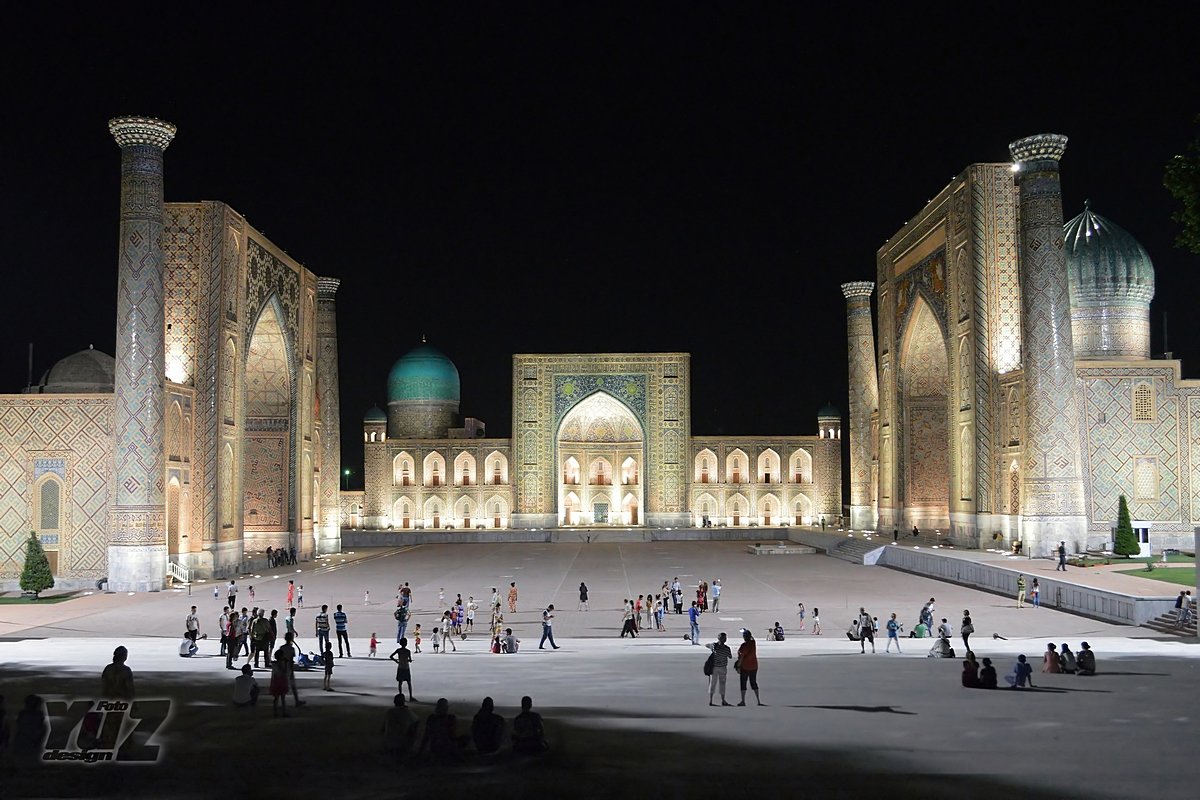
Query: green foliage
[[1164, 114, 1200, 255], [1113, 495, 1139, 557], [19, 531, 55, 597]]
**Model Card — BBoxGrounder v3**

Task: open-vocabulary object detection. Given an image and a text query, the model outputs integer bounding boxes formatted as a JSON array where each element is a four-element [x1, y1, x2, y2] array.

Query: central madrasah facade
[[4, 121, 1197, 593]]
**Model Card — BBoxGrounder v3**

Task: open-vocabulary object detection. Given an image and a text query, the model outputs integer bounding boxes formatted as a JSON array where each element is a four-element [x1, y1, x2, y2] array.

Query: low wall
[[341, 527, 773, 547], [878, 546, 1177, 626]]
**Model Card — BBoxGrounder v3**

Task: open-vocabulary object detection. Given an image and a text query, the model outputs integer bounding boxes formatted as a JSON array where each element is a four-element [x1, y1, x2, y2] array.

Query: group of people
[[264, 546, 298, 568], [703, 629, 764, 707], [996, 641, 1097, 688], [382, 694, 549, 761]]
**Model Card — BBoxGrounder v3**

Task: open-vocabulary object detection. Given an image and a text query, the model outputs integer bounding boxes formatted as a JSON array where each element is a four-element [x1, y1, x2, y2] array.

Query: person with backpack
[[315, 605, 331, 653], [251, 609, 272, 667], [704, 632, 733, 706], [394, 603, 409, 644]]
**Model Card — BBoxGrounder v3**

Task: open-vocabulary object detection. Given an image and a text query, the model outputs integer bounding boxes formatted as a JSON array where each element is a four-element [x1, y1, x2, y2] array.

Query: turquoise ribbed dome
[[363, 405, 386, 422], [387, 344, 461, 404], [817, 402, 840, 418], [1063, 203, 1155, 306]]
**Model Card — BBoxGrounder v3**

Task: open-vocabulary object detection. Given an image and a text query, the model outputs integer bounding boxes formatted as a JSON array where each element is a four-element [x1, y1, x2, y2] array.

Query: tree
[[19, 531, 55, 598], [1164, 114, 1200, 255], [1113, 495, 1139, 557]]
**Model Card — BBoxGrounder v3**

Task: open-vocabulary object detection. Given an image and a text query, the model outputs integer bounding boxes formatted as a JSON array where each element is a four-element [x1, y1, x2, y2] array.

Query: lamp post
[[342, 468, 351, 491]]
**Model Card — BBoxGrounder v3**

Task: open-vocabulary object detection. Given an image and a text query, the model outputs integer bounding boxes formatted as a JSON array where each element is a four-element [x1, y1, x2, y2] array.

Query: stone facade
[[860, 134, 1200, 556], [353, 351, 841, 532], [0, 118, 338, 590]]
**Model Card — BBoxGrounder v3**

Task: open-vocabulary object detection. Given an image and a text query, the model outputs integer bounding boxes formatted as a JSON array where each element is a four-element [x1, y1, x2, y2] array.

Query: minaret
[[1009, 134, 1088, 554], [841, 281, 880, 530], [315, 277, 342, 555], [107, 116, 176, 592]]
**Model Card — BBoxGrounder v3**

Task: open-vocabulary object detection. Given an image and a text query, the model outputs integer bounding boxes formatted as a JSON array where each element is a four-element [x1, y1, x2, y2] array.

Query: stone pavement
[[2, 541, 1197, 799]]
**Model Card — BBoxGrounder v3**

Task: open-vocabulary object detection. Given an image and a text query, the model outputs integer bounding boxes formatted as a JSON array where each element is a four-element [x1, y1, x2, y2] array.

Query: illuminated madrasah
[[0, 117, 341, 591], [351, 350, 843, 533], [846, 133, 1191, 557]]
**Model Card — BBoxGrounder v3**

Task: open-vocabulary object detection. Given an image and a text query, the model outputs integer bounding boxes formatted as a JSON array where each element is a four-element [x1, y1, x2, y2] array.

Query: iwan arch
[[356, 352, 842, 532]]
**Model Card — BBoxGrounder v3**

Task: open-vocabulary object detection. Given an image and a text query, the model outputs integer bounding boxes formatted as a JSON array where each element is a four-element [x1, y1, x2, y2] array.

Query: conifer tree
[[19, 531, 55, 598], [1113, 495, 1139, 557]]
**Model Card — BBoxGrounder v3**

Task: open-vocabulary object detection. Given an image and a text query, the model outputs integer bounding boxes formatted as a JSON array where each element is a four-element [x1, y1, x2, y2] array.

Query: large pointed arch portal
[[242, 297, 296, 550], [898, 297, 950, 529], [557, 391, 645, 525]]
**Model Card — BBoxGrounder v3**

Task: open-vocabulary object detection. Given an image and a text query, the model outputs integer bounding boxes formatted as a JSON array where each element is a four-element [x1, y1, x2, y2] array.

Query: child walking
[[369, 632, 378, 657], [413, 623, 422, 653], [248, 585, 255, 601], [811, 607, 822, 635], [297, 585, 304, 608], [431, 627, 440, 653], [364, 588, 370, 606], [797, 602, 807, 631], [322, 644, 334, 691]]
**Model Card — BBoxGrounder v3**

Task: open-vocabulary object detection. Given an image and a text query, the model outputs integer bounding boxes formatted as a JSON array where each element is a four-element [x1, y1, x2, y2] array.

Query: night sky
[[3, 6, 1197, 491]]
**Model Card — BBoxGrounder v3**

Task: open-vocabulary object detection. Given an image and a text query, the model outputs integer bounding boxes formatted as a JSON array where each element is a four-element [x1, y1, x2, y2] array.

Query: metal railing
[[167, 561, 190, 584]]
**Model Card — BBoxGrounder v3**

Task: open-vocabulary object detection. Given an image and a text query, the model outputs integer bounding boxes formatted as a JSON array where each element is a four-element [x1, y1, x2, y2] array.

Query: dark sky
[[3, 5, 1197, 491]]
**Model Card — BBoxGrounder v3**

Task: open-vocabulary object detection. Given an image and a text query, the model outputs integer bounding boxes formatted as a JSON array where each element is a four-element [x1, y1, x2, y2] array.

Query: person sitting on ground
[[382, 693, 419, 758], [419, 698, 465, 760], [979, 657, 998, 689], [1005, 654, 1035, 688], [927, 635, 954, 659], [179, 634, 196, 657], [101, 645, 135, 699], [1059, 642, 1077, 674], [503, 628, 520, 653], [471, 696, 506, 755], [511, 695, 548, 756], [846, 619, 860, 641], [1076, 642, 1096, 676], [770, 622, 785, 641], [1042, 642, 1062, 673], [909, 620, 929, 639], [233, 664, 259, 707], [961, 657, 981, 688]]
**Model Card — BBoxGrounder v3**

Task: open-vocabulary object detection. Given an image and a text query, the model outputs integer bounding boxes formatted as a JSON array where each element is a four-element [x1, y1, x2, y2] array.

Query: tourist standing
[[1016, 575, 1027, 608], [705, 631, 733, 706], [218, 606, 230, 656], [1057, 541, 1068, 571], [578, 582, 589, 611], [269, 652, 291, 717], [885, 612, 902, 653], [333, 604, 351, 657], [276, 631, 305, 707], [297, 584, 304, 608], [508, 582, 519, 613], [811, 607, 821, 635], [185, 606, 201, 654], [711, 579, 722, 612], [268, 608, 279, 656], [286, 606, 298, 645], [735, 630, 763, 706], [227, 579, 237, 610], [383, 637, 415, 704], [688, 601, 701, 644], [960, 610, 974, 653], [857, 607, 876, 654], [672, 577, 683, 614], [322, 644, 335, 691], [539, 604, 560, 650], [466, 596, 478, 630], [1031, 578, 1041, 608], [395, 603, 409, 643], [797, 602, 806, 631], [315, 604, 331, 654]]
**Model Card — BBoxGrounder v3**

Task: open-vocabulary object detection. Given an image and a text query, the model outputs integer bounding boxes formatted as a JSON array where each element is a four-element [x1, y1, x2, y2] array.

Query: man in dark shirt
[[334, 604, 351, 657], [511, 695, 547, 756], [1057, 541, 1068, 572], [471, 696, 505, 754]]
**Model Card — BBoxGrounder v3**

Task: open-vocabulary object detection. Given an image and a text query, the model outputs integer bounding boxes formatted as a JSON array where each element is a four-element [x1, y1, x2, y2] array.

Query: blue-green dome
[[1064, 203, 1155, 306], [387, 344, 461, 404], [363, 405, 386, 422], [817, 402, 840, 418]]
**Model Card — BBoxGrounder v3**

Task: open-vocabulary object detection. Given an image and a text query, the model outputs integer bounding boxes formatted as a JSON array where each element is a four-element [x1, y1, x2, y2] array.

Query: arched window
[[38, 479, 61, 530]]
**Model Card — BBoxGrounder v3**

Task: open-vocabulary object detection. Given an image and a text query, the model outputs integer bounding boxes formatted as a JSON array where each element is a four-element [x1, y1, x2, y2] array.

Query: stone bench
[[747, 543, 816, 556]]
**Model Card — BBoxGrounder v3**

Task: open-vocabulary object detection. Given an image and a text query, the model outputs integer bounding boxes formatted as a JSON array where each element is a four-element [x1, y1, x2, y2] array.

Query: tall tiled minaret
[[1009, 134, 1087, 555], [107, 116, 176, 591], [841, 281, 880, 530], [315, 277, 342, 555]]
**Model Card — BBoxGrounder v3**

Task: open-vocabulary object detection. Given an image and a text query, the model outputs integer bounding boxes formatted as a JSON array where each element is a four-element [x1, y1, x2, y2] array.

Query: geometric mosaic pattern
[[842, 282, 879, 519], [0, 397, 111, 578]]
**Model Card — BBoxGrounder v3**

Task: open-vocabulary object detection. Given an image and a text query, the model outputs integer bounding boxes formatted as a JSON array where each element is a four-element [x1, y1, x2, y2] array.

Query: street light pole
[[342, 468, 351, 491]]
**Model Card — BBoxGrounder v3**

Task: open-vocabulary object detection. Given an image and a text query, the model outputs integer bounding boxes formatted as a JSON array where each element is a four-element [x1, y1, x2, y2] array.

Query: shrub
[[20, 532, 54, 598], [1113, 495, 1139, 557]]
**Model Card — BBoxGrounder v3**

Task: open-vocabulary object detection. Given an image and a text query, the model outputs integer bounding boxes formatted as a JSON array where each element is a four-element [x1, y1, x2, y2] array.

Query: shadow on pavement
[[0, 667, 1085, 800]]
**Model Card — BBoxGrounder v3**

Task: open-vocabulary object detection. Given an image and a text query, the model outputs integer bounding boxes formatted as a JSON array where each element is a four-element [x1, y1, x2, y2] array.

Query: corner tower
[[315, 277, 342, 554], [1009, 134, 1088, 554], [841, 282, 879, 530], [107, 115, 176, 592]]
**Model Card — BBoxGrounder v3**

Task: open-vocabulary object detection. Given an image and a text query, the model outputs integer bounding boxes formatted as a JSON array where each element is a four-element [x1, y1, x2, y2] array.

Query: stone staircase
[[1143, 609, 1197, 637]]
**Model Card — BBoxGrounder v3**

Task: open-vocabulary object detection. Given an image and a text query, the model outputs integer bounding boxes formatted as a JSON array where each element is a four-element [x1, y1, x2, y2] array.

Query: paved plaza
[[2, 540, 1197, 799]]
